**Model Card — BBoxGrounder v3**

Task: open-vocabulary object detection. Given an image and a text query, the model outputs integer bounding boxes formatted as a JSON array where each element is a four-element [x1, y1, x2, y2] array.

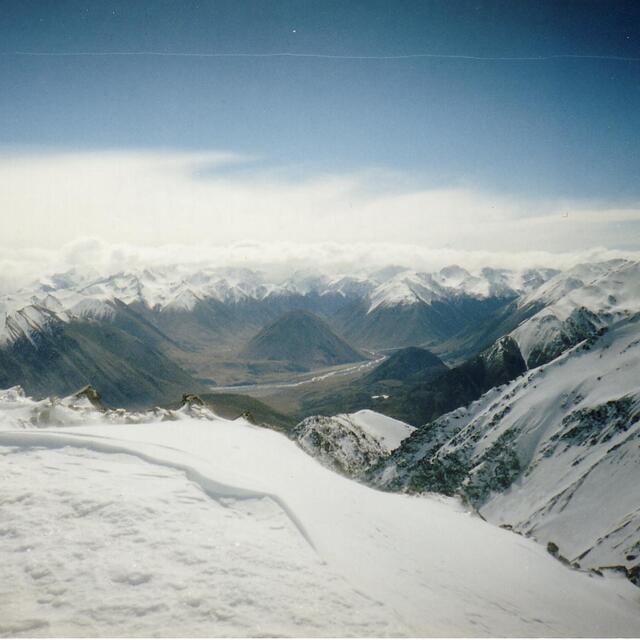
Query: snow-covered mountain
[[1, 259, 639, 412], [368, 266, 558, 312], [1, 387, 639, 636], [510, 259, 640, 367], [370, 313, 640, 580], [0, 263, 559, 348]]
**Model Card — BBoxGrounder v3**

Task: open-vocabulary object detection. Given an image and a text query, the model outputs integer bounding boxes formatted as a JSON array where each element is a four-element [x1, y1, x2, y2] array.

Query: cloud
[[0, 147, 638, 290], [0, 236, 638, 295]]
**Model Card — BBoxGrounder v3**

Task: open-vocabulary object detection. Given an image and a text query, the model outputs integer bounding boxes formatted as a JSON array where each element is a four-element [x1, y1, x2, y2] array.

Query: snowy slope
[[0, 305, 68, 347], [375, 314, 640, 577], [510, 259, 640, 366], [1, 446, 397, 638], [366, 266, 555, 313], [349, 409, 415, 451], [367, 272, 447, 311], [1, 393, 639, 636]]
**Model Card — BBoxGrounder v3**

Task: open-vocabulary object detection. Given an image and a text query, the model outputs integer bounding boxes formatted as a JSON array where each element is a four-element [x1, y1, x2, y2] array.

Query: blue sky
[[0, 0, 639, 257]]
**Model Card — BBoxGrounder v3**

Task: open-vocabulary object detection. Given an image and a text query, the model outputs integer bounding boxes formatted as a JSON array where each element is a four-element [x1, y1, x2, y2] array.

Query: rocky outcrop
[[181, 393, 205, 407], [293, 415, 388, 479], [71, 384, 105, 410]]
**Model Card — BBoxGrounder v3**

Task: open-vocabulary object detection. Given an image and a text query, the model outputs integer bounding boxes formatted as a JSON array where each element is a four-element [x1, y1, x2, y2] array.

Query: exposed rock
[[181, 393, 204, 407], [239, 410, 257, 424], [546, 542, 571, 566], [71, 385, 105, 410], [293, 415, 388, 479]]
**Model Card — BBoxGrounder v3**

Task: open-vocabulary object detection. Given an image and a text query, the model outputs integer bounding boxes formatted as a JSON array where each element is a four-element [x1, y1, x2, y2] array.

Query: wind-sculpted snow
[[1, 393, 640, 636], [375, 314, 640, 579], [0, 446, 394, 637]]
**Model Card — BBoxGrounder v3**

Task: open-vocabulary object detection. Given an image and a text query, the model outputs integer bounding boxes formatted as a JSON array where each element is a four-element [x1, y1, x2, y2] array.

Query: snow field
[[0, 417, 638, 636], [0, 445, 402, 637]]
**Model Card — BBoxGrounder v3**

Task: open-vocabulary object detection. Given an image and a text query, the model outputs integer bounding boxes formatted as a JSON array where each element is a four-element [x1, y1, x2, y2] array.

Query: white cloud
[[0, 236, 638, 295], [0, 148, 638, 290]]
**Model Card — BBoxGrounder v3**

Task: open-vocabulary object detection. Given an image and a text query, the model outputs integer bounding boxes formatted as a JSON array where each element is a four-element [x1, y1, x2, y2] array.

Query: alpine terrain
[[1, 258, 639, 637], [5, 3, 639, 636], [0, 386, 639, 636]]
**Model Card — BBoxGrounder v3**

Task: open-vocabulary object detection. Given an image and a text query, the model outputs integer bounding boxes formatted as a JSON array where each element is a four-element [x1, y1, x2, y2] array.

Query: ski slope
[[0, 403, 639, 636]]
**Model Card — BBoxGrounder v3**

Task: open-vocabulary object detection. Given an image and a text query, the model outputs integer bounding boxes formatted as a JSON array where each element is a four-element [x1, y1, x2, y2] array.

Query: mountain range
[[1, 257, 639, 589], [1, 259, 638, 408]]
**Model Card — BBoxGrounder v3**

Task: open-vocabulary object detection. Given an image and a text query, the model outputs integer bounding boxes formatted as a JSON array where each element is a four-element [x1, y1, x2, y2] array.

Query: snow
[[0, 446, 395, 637], [69, 297, 117, 320], [162, 288, 201, 312], [367, 266, 559, 313], [325, 275, 376, 298], [0, 305, 67, 347], [479, 318, 640, 568], [368, 272, 447, 312], [347, 409, 415, 452], [0, 394, 639, 636], [0, 262, 565, 345], [292, 409, 412, 479], [380, 314, 640, 576], [510, 259, 640, 363], [517, 260, 632, 310]]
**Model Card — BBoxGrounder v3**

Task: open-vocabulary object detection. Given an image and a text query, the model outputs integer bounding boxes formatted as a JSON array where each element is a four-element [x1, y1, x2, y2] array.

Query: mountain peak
[[365, 347, 447, 384], [240, 310, 364, 371]]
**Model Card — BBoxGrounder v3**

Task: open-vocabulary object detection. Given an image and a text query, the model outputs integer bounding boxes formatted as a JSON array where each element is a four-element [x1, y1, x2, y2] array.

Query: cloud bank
[[0, 148, 638, 291], [0, 237, 638, 296]]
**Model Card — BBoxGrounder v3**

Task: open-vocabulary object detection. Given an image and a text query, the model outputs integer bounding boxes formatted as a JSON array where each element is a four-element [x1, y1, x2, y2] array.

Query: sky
[[0, 0, 639, 275]]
